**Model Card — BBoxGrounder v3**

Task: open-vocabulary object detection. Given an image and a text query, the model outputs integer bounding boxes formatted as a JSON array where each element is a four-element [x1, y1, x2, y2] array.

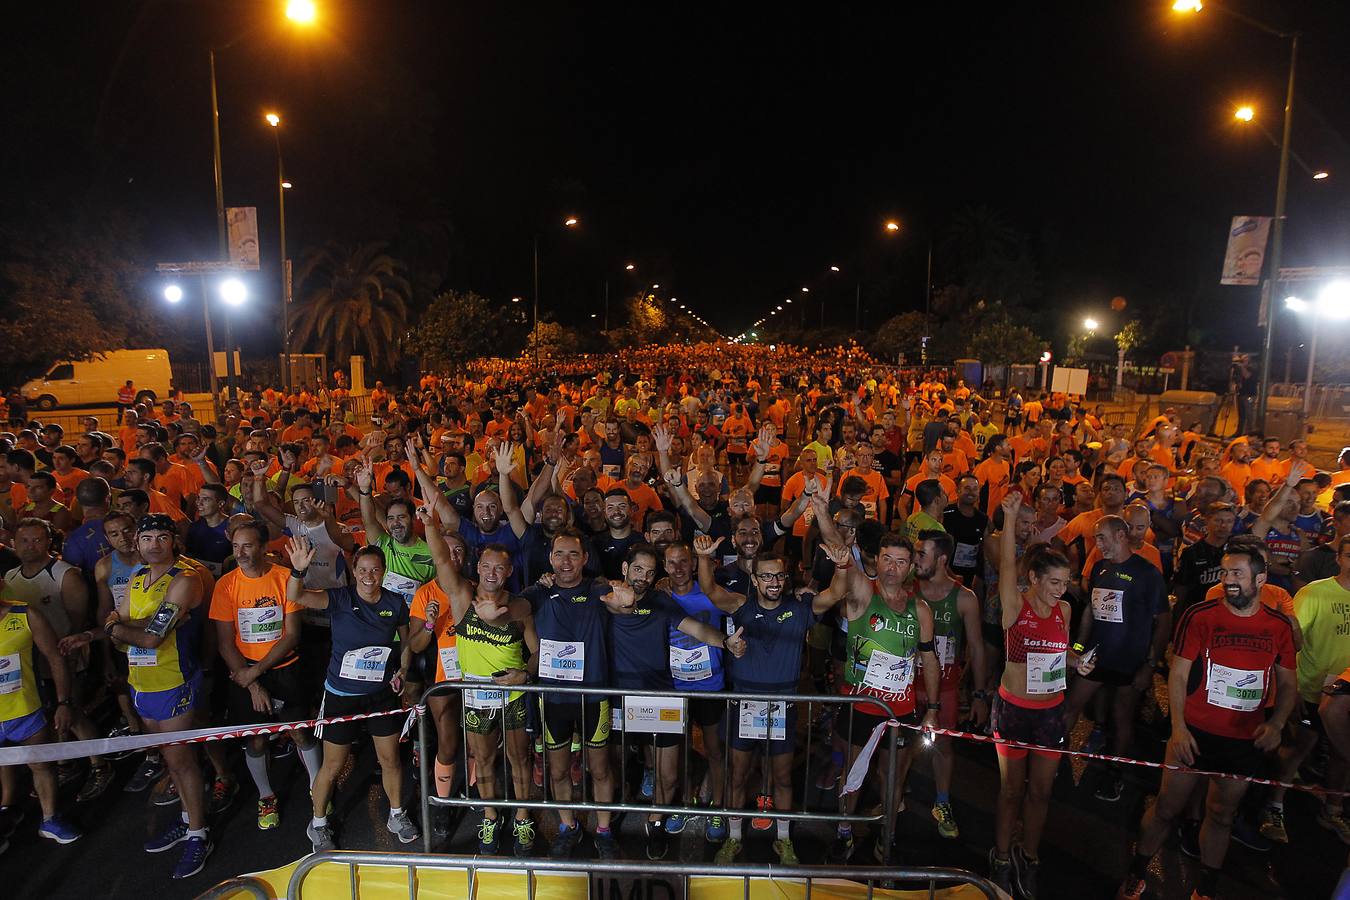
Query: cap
[[136, 514, 177, 535]]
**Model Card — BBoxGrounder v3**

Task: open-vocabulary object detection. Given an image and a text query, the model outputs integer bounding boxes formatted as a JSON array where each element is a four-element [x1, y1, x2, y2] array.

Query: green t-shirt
[[904, 510, 945, 545], [374, 532, 435, 608], [802, 440, 833, 467], [1294, 576, 1350, 702]]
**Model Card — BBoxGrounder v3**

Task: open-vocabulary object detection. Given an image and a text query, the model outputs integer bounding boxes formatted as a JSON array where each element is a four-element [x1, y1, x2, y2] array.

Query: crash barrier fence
[[194, 876, 272, 900], [285, 851, 1004, 900], [415, 682, 905, 858]]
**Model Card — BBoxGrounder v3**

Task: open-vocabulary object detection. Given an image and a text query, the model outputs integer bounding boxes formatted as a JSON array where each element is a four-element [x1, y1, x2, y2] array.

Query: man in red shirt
[[1116, 544, 1297, 900]]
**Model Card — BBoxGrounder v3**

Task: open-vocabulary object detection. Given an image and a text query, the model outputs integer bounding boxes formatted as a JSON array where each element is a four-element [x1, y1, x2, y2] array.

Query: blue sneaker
[[640, 768, 654, 800], [665, 812, 686, 835], [171, 835, 213, 879], [37, 816, 82, 844], [705, 813, 728, 842], [145, 820, 189, 853]]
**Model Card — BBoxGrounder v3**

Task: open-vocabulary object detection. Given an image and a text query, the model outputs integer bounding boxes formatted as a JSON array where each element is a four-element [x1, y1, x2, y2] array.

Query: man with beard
[[423, 442, 525, 589], [1173, 503, 1238, 621], [912, 530, 988, 840], [1116, 545, 1297, 900], [694, 535, 851, 867], [605, 544, 746, 860], [943, 473, 988, 589], [593, 488, 645, 580]]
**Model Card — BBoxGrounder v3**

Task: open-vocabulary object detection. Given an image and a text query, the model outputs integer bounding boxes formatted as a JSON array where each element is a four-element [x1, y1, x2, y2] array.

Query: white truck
[[22, 348, 173, 410]]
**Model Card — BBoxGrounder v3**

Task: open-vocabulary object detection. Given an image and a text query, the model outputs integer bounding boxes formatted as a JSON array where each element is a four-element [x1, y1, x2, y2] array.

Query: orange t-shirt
[[974, 457, 1011, 516], [409, 580, 460, 683], [1249, 456, 1285, 486], [207, 564, 301, 664], [940, 450, 970, 479], [839, 469, 892, 519], [51, 468, 85, 501], [724, 415, 754, 453], [1081, 543, 1164, 577], [904, 472, 956, 508], [782, 470, 829, 537], [618, 481, 664, 530], [157, 463, 193, 509], [1220, 461, 1254, 498], [758, 442, 791, 488], [148, 488, 187, 522]]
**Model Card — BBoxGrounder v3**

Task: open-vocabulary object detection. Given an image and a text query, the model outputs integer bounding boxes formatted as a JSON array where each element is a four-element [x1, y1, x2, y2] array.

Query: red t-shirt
[[1174, 599, 1296, 739]]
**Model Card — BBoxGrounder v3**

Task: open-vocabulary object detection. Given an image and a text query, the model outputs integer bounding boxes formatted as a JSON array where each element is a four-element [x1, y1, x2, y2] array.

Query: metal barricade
[[192, 876, 273, 900], [416, 681, 904, 859], [287, 851, 1004, 900]]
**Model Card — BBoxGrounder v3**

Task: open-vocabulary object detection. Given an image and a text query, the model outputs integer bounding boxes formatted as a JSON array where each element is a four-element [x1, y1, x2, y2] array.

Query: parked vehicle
[[21, 349, 173, 410]]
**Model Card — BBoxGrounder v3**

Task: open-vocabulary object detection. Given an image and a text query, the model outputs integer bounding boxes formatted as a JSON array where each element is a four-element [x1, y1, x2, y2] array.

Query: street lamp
[[285, 0, 317, 24], [1285, 282, 1350, 415], [264, 111, 293, 392], [164, 284, 184, 303], [1176, 0, 1298, 431], [884, 221, 900, 232], [1083, 317, 1100, 332], [1234, 105, 1255, 122], [220, 278, 247, 306]]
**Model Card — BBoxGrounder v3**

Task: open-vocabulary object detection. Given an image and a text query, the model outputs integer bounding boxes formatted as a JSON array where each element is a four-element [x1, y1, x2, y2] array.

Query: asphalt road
[[4, 703, 1345, 900]]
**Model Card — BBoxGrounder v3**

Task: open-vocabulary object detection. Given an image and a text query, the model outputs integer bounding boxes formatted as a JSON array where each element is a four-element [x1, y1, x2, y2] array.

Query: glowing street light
[[1172, 0, 1202, 12], [1083, 317, 1100, 331], [265, 112, 280, 127], [1314, 171, 1330, 180], [625, 263, 635, 270], [801, 287, 809, 293], [1319, 280, 1350, 319], [281, 180, 293, 189], [830, 265, 840, 272], [220, 278, 247, 306], [1284, 295, 1307, 312], [285, 0, 318, 24], [511, 296, 521, 303], [884, 220, 900, 233], [164, 284, 183, 303], [652, 283, 660, 289], [564, 216, 579, 227], [1234, 105, 1255, 122]]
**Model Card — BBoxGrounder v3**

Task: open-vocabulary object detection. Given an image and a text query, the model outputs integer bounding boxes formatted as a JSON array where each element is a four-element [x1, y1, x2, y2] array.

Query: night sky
[[5, 1, 1350, 359]]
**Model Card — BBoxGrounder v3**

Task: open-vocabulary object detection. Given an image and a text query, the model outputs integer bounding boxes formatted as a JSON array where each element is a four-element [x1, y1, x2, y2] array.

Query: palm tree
[[291, 242, 411, 373]]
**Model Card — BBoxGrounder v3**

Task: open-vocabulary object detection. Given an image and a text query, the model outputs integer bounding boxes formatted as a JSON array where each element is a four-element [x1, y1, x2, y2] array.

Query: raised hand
[[604, 581, 637, 613], [753, 425, 772, 460], [354, 461, 373, 494], [652, 424, 673, 454], [287, 535, 317, 571], [405, 437, 420, 466], [494, 442, 516, 476], [693, 535, 724, 558], [821, 543, 853, 567], [724, 626, 747, 658], [664, 468, 684, 488], [1001, 491, 1022, 517]]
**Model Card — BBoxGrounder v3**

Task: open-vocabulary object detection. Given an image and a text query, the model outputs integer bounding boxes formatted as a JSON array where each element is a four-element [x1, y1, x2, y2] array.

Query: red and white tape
[[0, 705, 422, 766], [843, 718, 1349, 798]]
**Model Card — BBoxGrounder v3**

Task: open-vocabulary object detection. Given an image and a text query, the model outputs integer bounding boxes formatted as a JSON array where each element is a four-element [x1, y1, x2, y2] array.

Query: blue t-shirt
[[187, 518, 232, 574], [459, 519, 524, 589], [669, 587, 726, 691], [524, 577, 612, 698], [324, 586, 409, 695], [609, 590, 681, 691], [62, 518, 111, 576], [593, 530, 644, 581], [1086, 553, 1168, 672], [729, 590, 818, 693]]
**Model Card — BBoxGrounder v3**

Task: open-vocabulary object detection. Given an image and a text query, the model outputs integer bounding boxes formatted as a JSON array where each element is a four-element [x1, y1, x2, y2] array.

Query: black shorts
[[992, 692, 1066, 757], [541, 699, 611, 751], [727, 451, 747, 466], [1085, 666, 1136, 688], [1190, 726, 1265, 779], [753, 485, 781, 506], [1297, 698, 1326, 735], [981, 621, 1004, 650], [316, 687, 404, 745], [227, 661, 309, 725], [688, 695, 728, 728], [835, 708, 917, 749]]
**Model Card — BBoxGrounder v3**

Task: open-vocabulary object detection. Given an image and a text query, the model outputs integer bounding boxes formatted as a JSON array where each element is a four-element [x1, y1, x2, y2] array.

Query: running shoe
[[306, 821, 337, 852], [77, 765, 115, 803], [257, 796, 280, 831], [387, 808, 419, 844], [171, 835, 213, 879], [125, 754, 165, 793], [593, 829, 619, 860], [512, 818, 536, 857], [750, 794, 774, 831], [1094, 777, 1125, 803], [1259, 806, 1288, 843], [640, 767, 655, 799], [645, 819, 668, 860], [37, 816, 82, 844], [478, 816, 501, 855], [827, 830, 855, 863], [665, 812, 686, 835], [151, 777, 180, 807], [1318, 809, 1350, 845], [773, 838, 799, 866], [550, 823, 583, 858], [145, 820, 189, 853], [988, 848, 1014, 894], [705, 814, 728, 842], [932, 801, 959, 838], [103, 722, 142, 761], [1012, 845, 1040, 900], [208, 776, 238, 816], [713, 837, 741, 865]]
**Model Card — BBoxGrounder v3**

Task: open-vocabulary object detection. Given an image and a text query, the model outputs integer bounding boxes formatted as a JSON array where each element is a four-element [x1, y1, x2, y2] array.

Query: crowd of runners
[[0, 341, 1348, 900]]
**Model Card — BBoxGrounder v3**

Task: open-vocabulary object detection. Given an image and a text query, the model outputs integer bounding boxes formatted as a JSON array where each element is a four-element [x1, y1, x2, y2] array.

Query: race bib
[[127, 646, 158, 667], [862, 498, 878, 519], [602, 464, 622, 479], [935, 634, 956, 668], [738, 700, 787, 740], [339, 646, 392, 683], [0, 654, 21, 694], [237, 606, 284, 644], [438, 644, 462, 682], [1091, 588, 1125, 625], [381, 572, 420, 606], [463, 675, 505, 709], [1206, 662, 1265, 712], [953, 543, 979, 569], [538, 639, 585, 682], [862, 648, 914, 694], [763, 461, 781, 479], [1025, 650, 1066, 695], [669, 644, 713, 682]]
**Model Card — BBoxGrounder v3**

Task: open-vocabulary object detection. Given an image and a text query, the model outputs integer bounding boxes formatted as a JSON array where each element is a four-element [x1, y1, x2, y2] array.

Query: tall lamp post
[[1174, 0, 1298, 431], [265, 112, 293, 393]]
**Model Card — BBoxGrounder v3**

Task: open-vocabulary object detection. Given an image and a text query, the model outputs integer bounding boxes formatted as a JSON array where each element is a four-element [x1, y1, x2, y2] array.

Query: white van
[[22, 349, 173, 410]]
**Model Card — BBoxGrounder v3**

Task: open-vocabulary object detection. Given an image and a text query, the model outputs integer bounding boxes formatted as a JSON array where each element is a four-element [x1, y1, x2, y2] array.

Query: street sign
[[1277, 266, 1350, 282], [155, 261, 242, 274]]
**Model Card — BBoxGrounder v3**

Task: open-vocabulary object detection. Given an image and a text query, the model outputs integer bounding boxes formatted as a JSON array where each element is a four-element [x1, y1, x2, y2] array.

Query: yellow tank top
[[0, 603, 41, 721], [126, 559, 198, 693]]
